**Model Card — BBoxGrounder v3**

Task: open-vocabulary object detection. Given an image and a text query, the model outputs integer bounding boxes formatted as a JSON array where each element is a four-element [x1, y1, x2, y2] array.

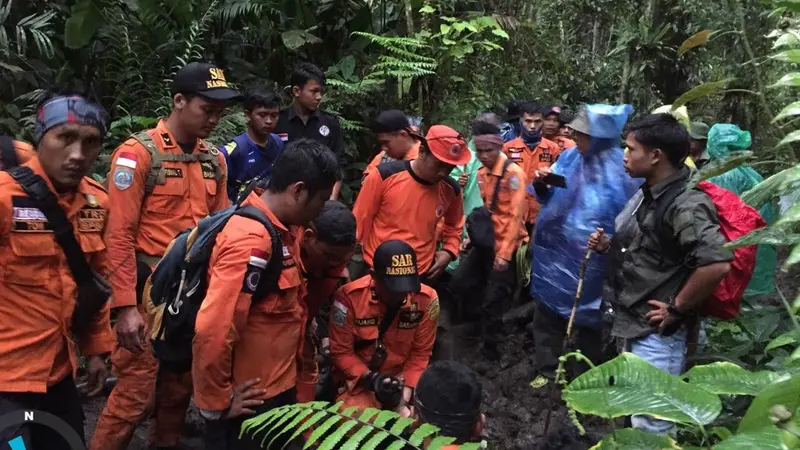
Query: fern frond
[[352, 31, 429, 50]]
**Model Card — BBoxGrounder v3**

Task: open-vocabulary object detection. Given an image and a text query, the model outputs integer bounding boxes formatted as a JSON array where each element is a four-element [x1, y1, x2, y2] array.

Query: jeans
[[203, 388, 298, 450], [627, 326, 688, 434]]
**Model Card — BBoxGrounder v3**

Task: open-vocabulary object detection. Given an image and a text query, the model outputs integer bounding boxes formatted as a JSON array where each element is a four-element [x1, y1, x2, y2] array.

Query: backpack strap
[[7, 167, 93, 285], [235, 205, 283, 300], [649, 172, 693, 263], [0, 135, 19, 170], [133, 132, 223, 196], [489, 159, 513, 212]]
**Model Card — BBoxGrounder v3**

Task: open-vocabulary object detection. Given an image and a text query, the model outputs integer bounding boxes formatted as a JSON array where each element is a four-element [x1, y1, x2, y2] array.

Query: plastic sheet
[[530, 104, 640, 329], [705, 124, 777, 297]]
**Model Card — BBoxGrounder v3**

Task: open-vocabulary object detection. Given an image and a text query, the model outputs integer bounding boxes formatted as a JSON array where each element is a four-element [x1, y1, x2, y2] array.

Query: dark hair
[[471, 118, 500, 136], [520, 101, 543, 118], [311, 201, 356, 246], [290, 62, 326, 89], [243, 86, 281, 111], [625, 113, 690, 167], [268, 138, 341, 196], [36, 87, 102, 110], [415, 361, 482, 443]]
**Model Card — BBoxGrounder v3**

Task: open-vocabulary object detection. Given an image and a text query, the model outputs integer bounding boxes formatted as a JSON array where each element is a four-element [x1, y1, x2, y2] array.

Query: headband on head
[[472, 134, 504, 148], [34, 96, 109, 144], [413, 392, 480, 437]]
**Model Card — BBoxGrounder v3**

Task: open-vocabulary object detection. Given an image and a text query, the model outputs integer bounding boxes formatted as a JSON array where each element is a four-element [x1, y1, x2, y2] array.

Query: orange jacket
[[329, 276, 438, 391], [106, 120, 229, 308], [363, 141, 421, 179], [477, 153, 528, 261], [0, 140, 35, 169], [354, 161, 464, 274], [553, 135, 576, 151], [0, 156, 113, 393], [193, 192, 305, 411], [502, 137, 561, 224]]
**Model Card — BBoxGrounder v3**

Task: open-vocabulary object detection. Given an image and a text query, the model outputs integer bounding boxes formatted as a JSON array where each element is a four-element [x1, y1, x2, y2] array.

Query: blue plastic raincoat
[[705, 124, 777, 297], [529, 104, 640, 329]]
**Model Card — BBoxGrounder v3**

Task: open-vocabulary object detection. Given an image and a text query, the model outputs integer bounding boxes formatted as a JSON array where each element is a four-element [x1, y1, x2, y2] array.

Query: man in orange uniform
[[413, 361, 486, 448], [330, 240, 438, 414], [502, 101, 561, 234], [0, 92, 112, 449], [92, 62, 239, 450], [354, 125, 469, 280], [542, 105, 576, 151], [193, 139, 341, 448], [363, 110, 422, 179], [0, 137, 34, 170], [295, 200, 357, 403], [452, 119, 527, 361]]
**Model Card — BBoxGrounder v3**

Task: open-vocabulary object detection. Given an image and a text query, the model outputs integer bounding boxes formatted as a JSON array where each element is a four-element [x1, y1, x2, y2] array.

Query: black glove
[[363, 372, 403, 408]]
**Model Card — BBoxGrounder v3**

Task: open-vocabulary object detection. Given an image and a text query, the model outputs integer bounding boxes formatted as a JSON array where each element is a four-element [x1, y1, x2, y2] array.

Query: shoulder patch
[[508, 175, 520, 191], [376, 160, 408, 180], [442, 176, 462, 196], [224, 142, 237, 155], [427, 298, 440, 322], [332, 300, 348, 327], [113, 167, 134, 191]]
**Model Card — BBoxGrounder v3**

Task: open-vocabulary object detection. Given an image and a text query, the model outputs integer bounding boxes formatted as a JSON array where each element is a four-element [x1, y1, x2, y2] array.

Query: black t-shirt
[[275, 107, 346, 167]]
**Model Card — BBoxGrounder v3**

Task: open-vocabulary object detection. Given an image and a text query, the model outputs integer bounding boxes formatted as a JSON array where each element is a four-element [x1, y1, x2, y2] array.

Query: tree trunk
[[619, 48, 632, 103], [591, 17, 600, 62], [403, 0, 414, 34]]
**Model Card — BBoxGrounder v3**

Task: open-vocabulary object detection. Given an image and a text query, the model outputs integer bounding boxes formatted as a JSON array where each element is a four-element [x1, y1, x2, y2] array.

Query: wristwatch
[[667, 295, 687, 317]]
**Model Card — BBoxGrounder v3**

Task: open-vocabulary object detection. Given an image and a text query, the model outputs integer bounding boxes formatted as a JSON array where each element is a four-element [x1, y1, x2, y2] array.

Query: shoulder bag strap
[[7, 167, 93, 284], [489, 159, 513, 212], [0, 135, 19, 170]]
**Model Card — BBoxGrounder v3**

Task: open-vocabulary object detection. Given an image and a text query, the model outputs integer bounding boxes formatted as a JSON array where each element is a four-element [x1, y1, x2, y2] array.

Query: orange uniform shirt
[[0, 140, 35, 169], [354, 160, 464, 274], [106, 120, 229, 308], [329, 276, 438, 390], [193, 192, 305, 411], [0, 157, 113, 393], [362, 141, 421, 179], [476, 153, 528, 261], [502, 137, 561, 225], [553, 135, 576, 151]]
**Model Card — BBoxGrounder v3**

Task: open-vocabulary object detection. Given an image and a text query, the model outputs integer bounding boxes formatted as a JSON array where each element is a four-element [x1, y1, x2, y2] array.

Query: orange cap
[[424, 125, 471, 166]]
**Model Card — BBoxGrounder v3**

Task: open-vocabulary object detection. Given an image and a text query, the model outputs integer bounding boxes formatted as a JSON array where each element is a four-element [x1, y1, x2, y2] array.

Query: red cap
[[424, 125, 471, 166]]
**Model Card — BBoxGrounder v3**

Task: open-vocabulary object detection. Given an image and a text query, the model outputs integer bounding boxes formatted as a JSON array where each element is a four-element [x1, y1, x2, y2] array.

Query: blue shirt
[[222, 132, 284, 202]]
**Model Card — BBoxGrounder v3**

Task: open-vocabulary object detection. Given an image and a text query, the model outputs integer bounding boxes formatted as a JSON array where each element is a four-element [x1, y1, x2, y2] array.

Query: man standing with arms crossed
[[92, 62, 239, 450]]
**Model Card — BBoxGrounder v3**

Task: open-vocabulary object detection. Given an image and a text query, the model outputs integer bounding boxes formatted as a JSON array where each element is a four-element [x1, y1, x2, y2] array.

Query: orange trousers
[[90, 308, 192, 450]]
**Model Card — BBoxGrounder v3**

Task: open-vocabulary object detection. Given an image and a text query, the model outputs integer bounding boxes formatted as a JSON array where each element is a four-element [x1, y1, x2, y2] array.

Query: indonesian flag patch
[[116, 152, 138, 169], [249, 248, 268, 269]]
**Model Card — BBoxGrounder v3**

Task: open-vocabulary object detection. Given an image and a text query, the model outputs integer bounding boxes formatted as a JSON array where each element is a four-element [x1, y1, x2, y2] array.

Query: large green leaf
[[678, 30, 712, 56], [281, 30, 322, 51], [671, 79, 733, 110], [64, 0, 104, 49], [690, 151, 753, 188], [563, 353, 722, 425], [778, 129, 800, 147], [771, 49, 800, 63], [739, 375, 800, 433], [714, 429, 786, 450], [724, 227, 800, 250], [777, 202, 800, 228], [766, 330, 800, 354], [590, 428, 680, 449], [773, 101, 800, 122], [785, 243, 800, 270], [741, 165, 800, 209], [770, 72, 800, 88], [682, 362, 790, 396]]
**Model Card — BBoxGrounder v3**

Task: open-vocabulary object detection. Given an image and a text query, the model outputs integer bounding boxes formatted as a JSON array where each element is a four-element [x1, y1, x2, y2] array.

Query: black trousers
[[450, 247, 517, 348], [0, 377, 85, 450], [203, 388, 300, 450], [532, 302, 610, 380]]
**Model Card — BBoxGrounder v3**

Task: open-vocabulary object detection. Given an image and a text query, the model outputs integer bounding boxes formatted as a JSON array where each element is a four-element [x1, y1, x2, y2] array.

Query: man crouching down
[[329, 240, 439, 415]]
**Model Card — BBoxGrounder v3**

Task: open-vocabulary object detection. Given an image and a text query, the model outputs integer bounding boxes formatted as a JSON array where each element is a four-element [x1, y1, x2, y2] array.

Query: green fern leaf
[[342, 406, 360, 417], [339, 423, 375, 450], [373, 409, 400, 427], [303, 415, 342, 448], [247, 407, 297, 439], [409, 423, 439, 445], [282, 408, 330, 445], [389, 417, 415, 435], [360, 431, 391, 450], [316, 419, 359, 450], [455, 443, 482, 449], [358, 408, 381, 422], [265, 406, 316, 448], [427, 436, 457, 449], [327, 401, 344, 413], [241, 405, 284, 434]]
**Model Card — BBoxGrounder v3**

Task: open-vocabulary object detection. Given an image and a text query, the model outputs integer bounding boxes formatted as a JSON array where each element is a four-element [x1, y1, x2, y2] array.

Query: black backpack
[[466, 159, 512, 250], [0, 135, 19, 170], [145, 202, 283, 373]]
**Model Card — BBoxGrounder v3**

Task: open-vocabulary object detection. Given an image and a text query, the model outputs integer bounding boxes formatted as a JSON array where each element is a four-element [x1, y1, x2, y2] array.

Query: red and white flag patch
[[116, 152, 138, 169], [278, 133, 289, 142], [249, 248, 268, 268]]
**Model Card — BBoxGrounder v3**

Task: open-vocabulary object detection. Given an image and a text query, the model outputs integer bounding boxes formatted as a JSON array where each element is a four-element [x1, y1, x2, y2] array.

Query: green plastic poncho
[[705, 124, 777, 297], [445, 139, 484, 274]]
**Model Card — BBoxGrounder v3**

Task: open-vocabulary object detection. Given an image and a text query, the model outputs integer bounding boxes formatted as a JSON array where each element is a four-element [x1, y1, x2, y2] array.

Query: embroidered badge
[[163, 168, 183, 178], [449, 144, 461, 157], [398, 309, 423, 329], [249, 249, 268, 268], [319, 125, 330, 137], [113, 167, 134, 191], [332, 301, 348, 327], [11, 197, 49, 232], [201, 162, 216, 180], [242, 248, 268, 294], [427, 298, 440, 322], [508, 175, 520, 191], [278, 133, 289, 142], [355, 317, 379, 327], [435, 205, 444, 218], [116, 151, 138, 169], [78, 208, 106, 233], [161, 133, 174, 146], [210, 146, 220, 156]]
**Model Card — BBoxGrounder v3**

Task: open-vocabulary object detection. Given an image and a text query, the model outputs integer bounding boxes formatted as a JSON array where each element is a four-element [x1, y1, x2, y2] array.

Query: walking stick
[[542, 230, 602, 436]]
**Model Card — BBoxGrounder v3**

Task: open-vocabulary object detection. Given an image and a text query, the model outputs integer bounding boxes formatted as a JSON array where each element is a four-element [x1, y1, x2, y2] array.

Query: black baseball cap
[[372, 240, 421, 293], [170, 62, 242, 101], [370, 110, 424, 139]]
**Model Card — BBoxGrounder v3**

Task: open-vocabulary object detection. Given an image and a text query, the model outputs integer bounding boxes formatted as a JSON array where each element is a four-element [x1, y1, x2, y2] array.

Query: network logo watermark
[[1, 409, 85, 450]]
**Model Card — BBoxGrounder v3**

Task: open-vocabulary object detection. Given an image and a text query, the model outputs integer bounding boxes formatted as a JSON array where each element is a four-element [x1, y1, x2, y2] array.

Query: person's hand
[[460, 237, 471, 253], [457, 173, 468, 188], [364, 372, 403, 407], [224, 378, 266, 419], [115, 306, 146, 353], [85, 355, 108, 397], [493, 257, 509, 272], [534, 166, 553, 183], [427, 251, 453, 279], [645, 300, 682, 335], [588, 227, 610, 253], [395, 403, 413, 417]]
